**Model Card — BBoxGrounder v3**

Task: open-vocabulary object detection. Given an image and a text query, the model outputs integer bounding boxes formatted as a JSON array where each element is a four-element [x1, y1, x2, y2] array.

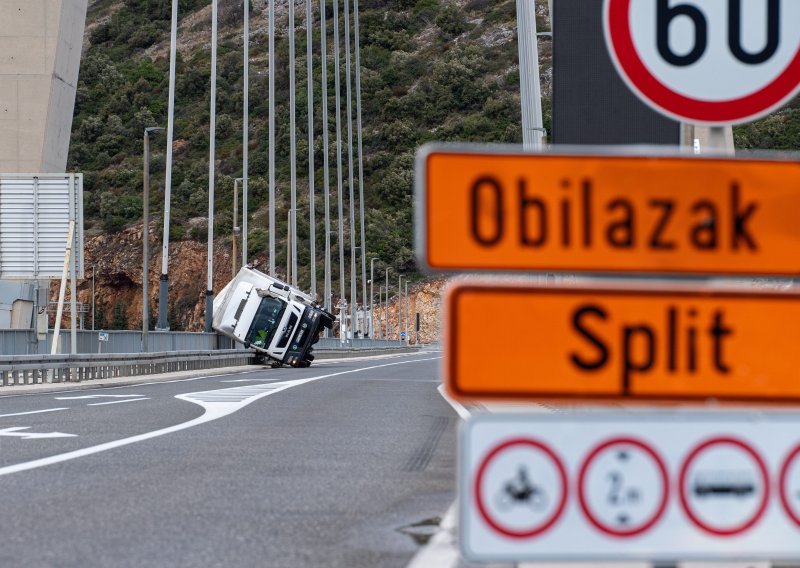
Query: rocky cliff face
[[78, 222, 242, 331], [75, 224, 447, 339]]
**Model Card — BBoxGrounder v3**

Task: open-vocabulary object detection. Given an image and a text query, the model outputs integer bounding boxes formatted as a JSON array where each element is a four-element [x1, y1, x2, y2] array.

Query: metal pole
[[354, 0, 367, 328], [404, 281, 409, 346], [157, 0, 179, 331], [287, 210, 292, 283], [206, 0, 218, 333], [233, 178, 239, 277], [143, 129, 150, 351], [142, 128, 163, 352], [268, 0, 276, 276], [333, 0, 346, 337], [378, 284, 382, 339], [91, 264, 95, 331], [343, 0, 356, 338], [242, 0, 249, 269], [306, 0, 316, 299], [397, 274, 402, 341], [369, 257, 375, 338], [516, 0, 544, 149], [69, 176, 77, 356], [289, 0, 298, 288], [321, 0, 332, 320], [384, 267, 388, 341]]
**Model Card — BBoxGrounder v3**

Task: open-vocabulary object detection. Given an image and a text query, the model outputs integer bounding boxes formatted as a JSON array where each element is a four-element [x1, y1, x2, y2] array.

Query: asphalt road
[[0, 350, 456, 567]]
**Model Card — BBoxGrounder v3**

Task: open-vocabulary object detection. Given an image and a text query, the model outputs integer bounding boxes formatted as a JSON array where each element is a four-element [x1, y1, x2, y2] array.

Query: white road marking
[[87, 398, 151, 407], [54, 394, 145, 401], [221, 378, 281, 383], [0, 357, 440, 477], [0, 408, 69, 419], [0, 427, 76, 440]]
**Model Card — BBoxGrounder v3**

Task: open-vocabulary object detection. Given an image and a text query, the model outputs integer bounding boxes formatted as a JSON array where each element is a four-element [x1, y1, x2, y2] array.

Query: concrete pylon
[[0, 0, 88, 173]]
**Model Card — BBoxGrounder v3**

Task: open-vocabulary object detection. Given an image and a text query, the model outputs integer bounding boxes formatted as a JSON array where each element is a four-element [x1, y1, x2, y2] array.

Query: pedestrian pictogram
[[473, 438, 567, 539], [603, 0, 800, 124], [578, 438, 669, 537], [679, 437, 769, 536]]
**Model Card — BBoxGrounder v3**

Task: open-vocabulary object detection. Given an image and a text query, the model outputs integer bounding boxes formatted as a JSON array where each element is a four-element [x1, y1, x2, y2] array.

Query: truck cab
[[212, 267, 334, 367]]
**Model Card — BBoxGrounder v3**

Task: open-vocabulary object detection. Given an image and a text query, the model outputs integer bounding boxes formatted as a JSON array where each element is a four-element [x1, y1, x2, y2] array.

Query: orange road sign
[[417, 145, 800, 276], [445, 281, 800, 403]]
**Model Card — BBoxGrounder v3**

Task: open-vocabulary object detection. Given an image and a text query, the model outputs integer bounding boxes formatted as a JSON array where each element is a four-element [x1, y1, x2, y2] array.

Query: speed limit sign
[[603, 0, 800, 125]]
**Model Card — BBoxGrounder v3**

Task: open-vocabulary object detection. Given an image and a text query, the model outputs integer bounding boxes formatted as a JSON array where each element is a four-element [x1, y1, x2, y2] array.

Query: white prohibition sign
[[679, 437, 769, 536], [578, 437, 669, 538], [473, 438, 568, 539], [603, 0, 800, 125]]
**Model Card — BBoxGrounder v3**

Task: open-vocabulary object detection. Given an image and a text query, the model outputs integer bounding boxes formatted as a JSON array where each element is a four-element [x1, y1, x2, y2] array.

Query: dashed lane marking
[[87, 398, 151, 407]]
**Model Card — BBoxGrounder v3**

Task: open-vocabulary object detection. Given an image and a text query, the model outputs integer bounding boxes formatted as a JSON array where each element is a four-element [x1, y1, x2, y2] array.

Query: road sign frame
[[444, 278, 800, 403], [602, 0, 800, 126], [415, 143, 800, 277], [460, 411, 800, 563]]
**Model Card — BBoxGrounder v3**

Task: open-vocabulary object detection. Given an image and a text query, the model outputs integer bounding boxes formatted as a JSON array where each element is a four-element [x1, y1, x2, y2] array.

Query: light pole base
[[155, 274, 170, 331], [205, 290, 214, 333]]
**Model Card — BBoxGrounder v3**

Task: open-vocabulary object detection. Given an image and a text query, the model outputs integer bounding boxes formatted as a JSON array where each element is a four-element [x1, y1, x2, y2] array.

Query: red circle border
[[604, 0, 800, 124], [779, 443, 800, 527], [678, 437, 770, 537], [473, 437, 569, 539], [578, 437, 670, 538]]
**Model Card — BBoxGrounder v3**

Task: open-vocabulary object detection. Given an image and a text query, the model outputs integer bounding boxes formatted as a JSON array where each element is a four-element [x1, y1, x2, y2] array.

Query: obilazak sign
[[415, 147, 800, 276]]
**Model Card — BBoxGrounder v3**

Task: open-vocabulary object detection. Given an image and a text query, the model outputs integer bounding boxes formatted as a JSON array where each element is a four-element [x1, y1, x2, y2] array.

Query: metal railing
[[316, 338, 406, 349], [0, 350, 255, 387], [0, 330, 406, 356], [0, 330, 237, 356]]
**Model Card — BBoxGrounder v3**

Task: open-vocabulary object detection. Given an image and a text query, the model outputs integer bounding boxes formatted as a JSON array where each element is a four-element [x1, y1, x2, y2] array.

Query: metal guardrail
[[0, 330, 237, 356], [0, 330, 405, 356], [0, 350, 255, 387], [316, 338, 406, 349]]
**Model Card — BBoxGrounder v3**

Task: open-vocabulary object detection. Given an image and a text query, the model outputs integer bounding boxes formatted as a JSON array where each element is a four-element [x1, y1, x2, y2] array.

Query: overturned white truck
[[212, 267, 335, 367]]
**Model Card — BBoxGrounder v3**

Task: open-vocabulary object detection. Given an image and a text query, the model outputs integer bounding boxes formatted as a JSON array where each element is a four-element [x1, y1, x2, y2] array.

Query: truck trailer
[[212, 267, 335, 367]]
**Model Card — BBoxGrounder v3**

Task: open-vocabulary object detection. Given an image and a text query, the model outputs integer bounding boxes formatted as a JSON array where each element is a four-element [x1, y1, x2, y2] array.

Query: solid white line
[[0, 356, 439, 477], [87, 398, 151, 407], [55, 394, 145, 400], [0, 408, 69, 419]]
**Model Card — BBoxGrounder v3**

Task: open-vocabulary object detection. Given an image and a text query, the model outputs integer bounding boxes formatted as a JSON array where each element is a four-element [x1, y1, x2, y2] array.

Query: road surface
[[0, 350, 456, 567]]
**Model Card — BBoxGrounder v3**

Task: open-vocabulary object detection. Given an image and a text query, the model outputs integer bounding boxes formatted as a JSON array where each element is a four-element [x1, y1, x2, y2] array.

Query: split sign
[[462, 412, 800, 563]]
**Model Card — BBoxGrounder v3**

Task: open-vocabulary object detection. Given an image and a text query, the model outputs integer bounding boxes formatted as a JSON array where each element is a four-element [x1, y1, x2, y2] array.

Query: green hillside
[[70, 0, 798, 294], [71, 0, 534, 292]]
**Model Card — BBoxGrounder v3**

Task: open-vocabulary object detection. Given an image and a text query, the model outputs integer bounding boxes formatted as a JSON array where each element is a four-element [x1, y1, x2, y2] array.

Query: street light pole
[[354, 0, 367, 329], [378, 284, 383, 339], [384, 266, 389, 341], [321, 0, 332, 320], [242, 0, 249, 269], [306, 0, 316, 299], [333, 0, 347, 337], [268, 0, 276, 276], [397, 274, 402, 341], [157, 0, 179, 331], [404, 280, 409, 346], [206, 0, 219, 333], [343, 0, 357, 341], [289, 0, 298, 288], [233, 177, 243, 278], [143, 126, 164, 352], [369, 257, 376, 338]]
